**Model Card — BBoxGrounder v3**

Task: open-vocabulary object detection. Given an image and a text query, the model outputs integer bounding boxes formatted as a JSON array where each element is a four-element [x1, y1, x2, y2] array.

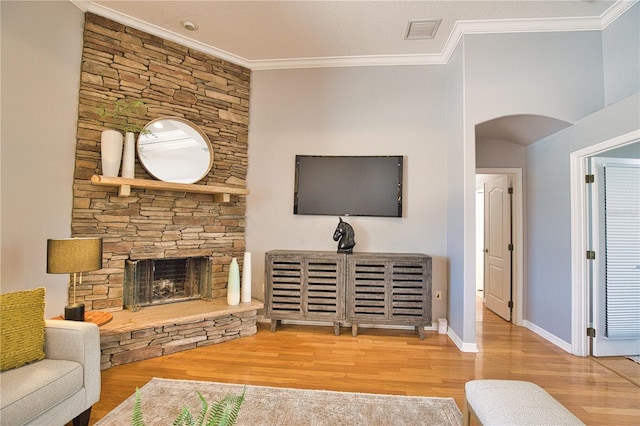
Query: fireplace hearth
[[124, 257, 213, 311]]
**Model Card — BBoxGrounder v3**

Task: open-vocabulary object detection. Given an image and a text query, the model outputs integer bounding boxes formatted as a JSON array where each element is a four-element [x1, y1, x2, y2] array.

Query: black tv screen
[[294, 155, 403, 217]]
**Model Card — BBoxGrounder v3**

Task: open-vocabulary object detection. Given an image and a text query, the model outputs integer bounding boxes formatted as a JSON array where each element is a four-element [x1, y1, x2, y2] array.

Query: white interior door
[[484, 175, 512, 321], [591, 157, 640, 356]]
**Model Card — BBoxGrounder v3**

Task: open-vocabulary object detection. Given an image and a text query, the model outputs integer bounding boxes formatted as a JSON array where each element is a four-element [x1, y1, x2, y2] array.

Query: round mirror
[[137, 117, 213, 184]]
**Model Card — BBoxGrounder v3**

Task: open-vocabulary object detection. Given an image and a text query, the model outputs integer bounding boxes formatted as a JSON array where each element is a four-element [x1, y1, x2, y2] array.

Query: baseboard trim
[[523, 320, 572, 353], [447, 327, 479, 353]]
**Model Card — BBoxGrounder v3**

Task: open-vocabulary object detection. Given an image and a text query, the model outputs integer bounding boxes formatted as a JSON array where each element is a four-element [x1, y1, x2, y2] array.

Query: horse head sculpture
[[333, 217, 356, 254]]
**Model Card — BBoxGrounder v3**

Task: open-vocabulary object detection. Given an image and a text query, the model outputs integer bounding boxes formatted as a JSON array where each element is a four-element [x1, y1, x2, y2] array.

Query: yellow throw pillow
[[0, 287, 46, 371]]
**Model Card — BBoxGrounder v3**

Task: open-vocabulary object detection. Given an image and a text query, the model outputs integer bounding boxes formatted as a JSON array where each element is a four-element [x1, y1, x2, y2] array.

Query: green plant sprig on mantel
[[132, 386, 246, 426], [95, 99, 151, 134]]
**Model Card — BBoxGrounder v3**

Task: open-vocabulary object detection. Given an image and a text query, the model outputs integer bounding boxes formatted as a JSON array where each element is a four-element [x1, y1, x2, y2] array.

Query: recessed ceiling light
[[405, 20, 442, 40], [181, 21, 198, 31]]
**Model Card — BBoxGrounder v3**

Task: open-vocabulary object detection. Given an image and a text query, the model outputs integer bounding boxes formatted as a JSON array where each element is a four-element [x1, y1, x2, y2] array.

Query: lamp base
[[64, 304, 85, 321]]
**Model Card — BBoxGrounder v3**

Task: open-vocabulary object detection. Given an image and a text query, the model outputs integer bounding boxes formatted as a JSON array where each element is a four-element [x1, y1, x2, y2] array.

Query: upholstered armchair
[[1, 289, 101, 426]]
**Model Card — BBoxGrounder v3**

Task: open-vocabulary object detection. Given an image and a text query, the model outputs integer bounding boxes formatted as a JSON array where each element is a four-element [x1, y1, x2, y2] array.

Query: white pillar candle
[[227, 257, 240, 306], [241, 252, 252, 303]]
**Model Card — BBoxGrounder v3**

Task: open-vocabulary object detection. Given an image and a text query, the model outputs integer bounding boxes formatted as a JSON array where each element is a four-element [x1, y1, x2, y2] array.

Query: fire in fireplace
[[124, 257, 213, 311]]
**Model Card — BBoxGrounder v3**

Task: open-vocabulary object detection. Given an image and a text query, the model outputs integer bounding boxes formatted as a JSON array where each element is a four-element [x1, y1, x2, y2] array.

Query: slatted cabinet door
[[347, 253, 431, 339], [265, 253, 303, 327], [305, 256, 345, 325], [391, 260, 431, 321], [265, 251, 345, 335], [348, 258, 388, 319]]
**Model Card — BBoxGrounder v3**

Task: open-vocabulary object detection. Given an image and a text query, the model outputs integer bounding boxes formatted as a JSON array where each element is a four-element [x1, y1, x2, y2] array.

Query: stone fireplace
[[71, 13, 251, 312], [69, 14, 258, 369]]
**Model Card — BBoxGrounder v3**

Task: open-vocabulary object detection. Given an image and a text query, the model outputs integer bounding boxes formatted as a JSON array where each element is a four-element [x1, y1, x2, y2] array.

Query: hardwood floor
[[591, 356, 640, 387], [89, 303, 640, 425]]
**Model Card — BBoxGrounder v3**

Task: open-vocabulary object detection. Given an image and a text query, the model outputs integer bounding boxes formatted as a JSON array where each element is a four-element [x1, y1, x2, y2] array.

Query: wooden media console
[[265, 250, 432, 339]]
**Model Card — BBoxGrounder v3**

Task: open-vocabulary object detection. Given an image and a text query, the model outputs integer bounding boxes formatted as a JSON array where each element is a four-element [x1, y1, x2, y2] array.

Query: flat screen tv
[[294, 155, 403, 217]]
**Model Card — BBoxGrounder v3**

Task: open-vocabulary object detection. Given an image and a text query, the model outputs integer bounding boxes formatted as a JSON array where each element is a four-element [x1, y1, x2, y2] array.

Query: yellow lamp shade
[[47, 238, 103, 274]]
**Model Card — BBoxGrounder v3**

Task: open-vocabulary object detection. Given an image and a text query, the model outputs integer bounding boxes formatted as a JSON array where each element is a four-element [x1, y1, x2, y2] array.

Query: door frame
[[476, 183, 485, 294], [476, 168, 523, 326], [570, 129, 640, 356]]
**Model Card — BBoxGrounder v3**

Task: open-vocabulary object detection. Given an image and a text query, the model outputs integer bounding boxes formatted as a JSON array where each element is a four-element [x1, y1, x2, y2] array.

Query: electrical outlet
[[435, 291, 442, 300]]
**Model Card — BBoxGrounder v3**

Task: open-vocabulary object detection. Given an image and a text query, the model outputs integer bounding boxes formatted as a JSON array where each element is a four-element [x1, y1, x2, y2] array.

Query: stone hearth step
[[98, 298, 263, 369]]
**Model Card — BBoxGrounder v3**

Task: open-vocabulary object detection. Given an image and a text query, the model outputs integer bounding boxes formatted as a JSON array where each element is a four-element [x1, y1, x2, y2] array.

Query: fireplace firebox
[[124, 257, 213, 311]]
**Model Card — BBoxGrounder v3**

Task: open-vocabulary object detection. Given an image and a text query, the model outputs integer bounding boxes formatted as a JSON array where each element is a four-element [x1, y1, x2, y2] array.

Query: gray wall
[[462, 4, 639, 344], [445, 41, 472, 344], [1, 1, 84, 318], [476, 138, 526, 170], [247, 66, 451, 323], [461, 29, 609, 343], [464, 31, 605, 125], [526, 94, 639, 342], [522, 4, 640, 343], [603, 3, 640, 106]]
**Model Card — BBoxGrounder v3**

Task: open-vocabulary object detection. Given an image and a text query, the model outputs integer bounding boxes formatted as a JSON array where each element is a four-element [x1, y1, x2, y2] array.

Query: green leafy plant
[[95, 99, 151, 134], [132, 386, 246, 426]]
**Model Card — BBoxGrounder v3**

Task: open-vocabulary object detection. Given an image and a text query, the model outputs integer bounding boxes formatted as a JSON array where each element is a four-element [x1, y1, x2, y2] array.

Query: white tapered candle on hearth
[[241, 252, 252, 303], [227, 257, 240, 306]]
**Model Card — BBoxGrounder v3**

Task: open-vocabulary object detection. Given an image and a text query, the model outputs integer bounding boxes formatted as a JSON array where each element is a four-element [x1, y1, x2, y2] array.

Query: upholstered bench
[[464, 380, 584, 425]]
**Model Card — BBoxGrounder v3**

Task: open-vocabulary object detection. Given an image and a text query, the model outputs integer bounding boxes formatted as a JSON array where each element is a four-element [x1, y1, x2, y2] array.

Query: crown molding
[[249, 53, 447, 71], [73, 0, 638, 71], [447, 0, 638, 65], [601, 0, 639, 27]]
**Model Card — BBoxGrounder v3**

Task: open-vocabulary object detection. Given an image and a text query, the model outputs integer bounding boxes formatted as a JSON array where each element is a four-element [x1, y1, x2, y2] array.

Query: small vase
[[101, 130, 124, 177], [241, 252, 252, 303], [121, 131, 136, 178], [227, 258, 240, 306]]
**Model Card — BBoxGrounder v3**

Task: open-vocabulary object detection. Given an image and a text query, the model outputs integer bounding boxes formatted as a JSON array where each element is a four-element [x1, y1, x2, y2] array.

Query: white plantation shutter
[[604, 165, 640, 339]]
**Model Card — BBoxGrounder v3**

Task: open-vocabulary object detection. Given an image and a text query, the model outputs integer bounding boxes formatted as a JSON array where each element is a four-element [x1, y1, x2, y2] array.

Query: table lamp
[[47, 237, 102, 321]]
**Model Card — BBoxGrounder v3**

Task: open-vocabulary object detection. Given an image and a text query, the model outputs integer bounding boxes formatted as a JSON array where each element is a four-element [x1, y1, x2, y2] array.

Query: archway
[[474, 114, 572, 327]]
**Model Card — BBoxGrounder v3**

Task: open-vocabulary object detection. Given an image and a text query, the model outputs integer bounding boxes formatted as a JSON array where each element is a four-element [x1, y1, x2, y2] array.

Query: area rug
[[96, 378, 462, 425]]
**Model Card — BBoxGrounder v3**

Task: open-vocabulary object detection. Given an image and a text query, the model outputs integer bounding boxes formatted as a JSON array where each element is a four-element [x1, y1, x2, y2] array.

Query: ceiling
[[75, 0, 635, 146], [475, 115, 573, 146], [77, 1, 633, 70]]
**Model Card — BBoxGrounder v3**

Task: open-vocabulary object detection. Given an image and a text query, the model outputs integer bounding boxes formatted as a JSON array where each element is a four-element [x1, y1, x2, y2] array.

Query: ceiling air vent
[[405, 19, 442, 40]]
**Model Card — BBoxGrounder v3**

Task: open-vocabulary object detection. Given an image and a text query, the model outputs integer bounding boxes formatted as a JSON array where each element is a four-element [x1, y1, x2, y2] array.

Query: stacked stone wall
[[72, 13, 250, 311]]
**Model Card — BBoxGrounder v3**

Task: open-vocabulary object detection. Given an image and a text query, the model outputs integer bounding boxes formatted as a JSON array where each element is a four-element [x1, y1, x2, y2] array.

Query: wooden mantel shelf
[[91, 175, 249, 200]]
